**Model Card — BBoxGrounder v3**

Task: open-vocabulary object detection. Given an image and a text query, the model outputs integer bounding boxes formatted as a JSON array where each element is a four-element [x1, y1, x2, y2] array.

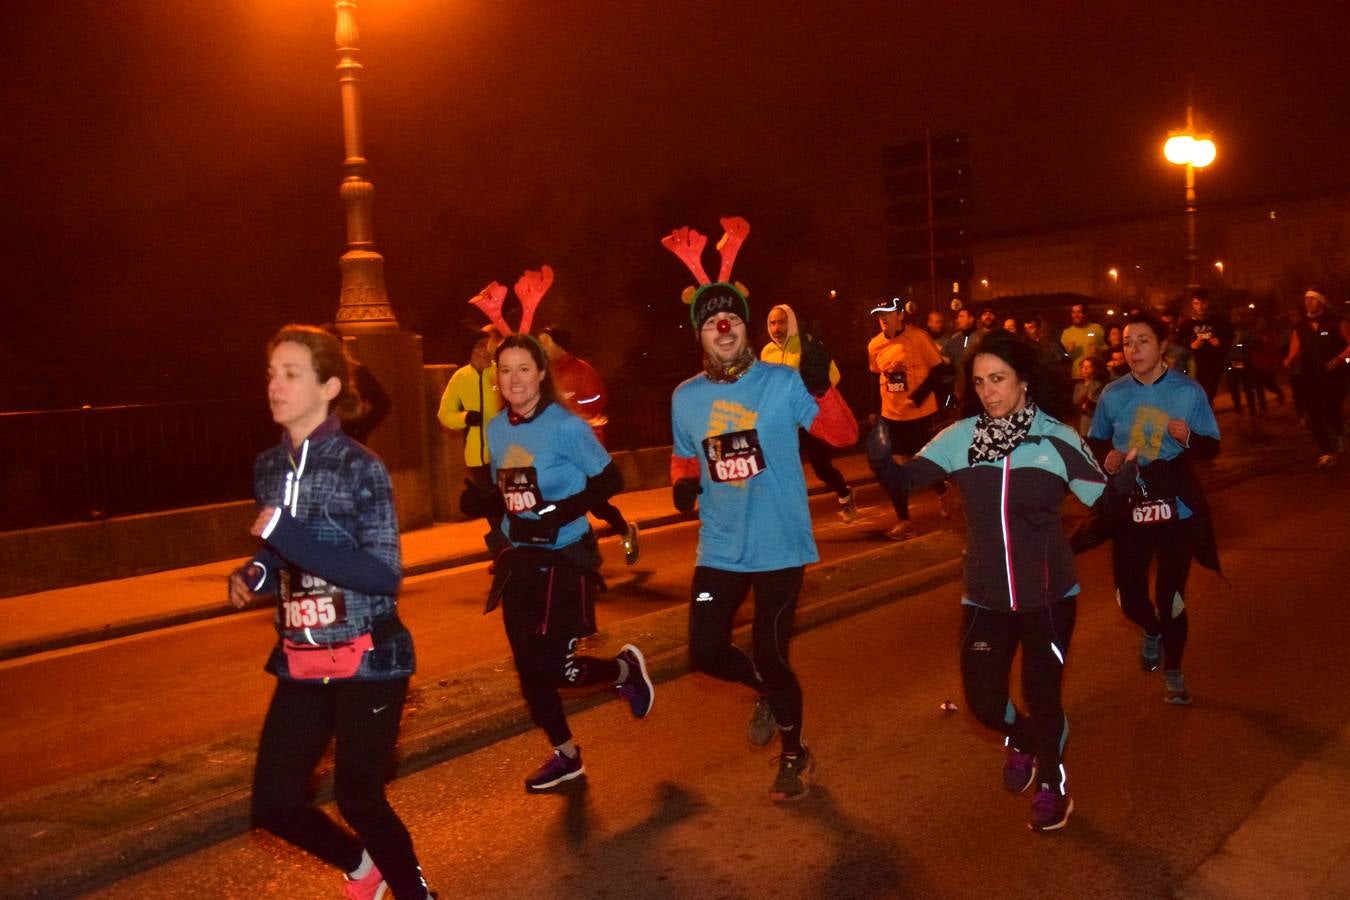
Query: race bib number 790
[[498, 466, 542, 513], [703, 429, 766, 483]]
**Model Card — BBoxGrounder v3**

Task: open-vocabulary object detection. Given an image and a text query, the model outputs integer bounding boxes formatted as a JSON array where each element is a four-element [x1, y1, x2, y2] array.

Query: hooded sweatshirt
[[759, 304, 841, 386]]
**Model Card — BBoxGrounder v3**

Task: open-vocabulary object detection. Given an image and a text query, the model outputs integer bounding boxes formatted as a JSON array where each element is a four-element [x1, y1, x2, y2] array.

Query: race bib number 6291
[[703, 429, 766, 483]]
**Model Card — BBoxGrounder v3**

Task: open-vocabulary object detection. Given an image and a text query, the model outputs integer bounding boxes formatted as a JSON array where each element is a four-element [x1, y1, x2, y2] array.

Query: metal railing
[[0, 401, 276, 532]]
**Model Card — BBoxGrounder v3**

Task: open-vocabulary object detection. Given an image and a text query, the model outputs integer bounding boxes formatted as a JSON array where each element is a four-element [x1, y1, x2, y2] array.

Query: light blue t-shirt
[[487, 402, 612, 550], [671, 362, 820, 571], [1088, 368, 1219, 518]]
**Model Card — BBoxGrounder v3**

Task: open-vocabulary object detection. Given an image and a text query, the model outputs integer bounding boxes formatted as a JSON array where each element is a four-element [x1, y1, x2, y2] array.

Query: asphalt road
[[83, 461, 1350, 899], [0, 482, 919, 797]]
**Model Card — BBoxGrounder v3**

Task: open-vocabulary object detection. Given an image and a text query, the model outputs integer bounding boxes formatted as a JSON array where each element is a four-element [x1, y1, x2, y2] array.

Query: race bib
[[885, 369, 909, 393], [1130, 498, 1177, 525], [703, 429, 766, 483], [279, 568, 348, 630], [498, 466, 542, 514]]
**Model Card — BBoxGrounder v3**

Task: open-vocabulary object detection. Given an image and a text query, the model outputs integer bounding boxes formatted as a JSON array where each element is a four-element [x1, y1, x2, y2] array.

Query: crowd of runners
[[229, 216, 1345, 898]]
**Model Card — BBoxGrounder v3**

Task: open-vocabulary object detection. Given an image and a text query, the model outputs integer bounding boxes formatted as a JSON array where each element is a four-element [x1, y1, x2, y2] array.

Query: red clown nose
[[716, 318, 732, 334]]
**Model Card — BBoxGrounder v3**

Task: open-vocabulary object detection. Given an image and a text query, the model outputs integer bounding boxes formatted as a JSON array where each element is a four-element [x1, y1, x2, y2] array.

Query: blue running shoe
[[615, 644, 654, 719], [1029, 786, 1074, 832], [524, 748, 585, 792]]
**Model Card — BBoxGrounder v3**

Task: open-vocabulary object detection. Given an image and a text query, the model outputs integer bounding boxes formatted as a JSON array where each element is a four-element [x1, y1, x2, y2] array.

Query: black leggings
[[799, 429, 849, 498], [882, 415, 947, 520], [251, 677, 427, 900], [960, 599, 1077, 793], [501, 554, 620, 746], [1112, 518, 1193, 670], [689, 566, 804, 751]]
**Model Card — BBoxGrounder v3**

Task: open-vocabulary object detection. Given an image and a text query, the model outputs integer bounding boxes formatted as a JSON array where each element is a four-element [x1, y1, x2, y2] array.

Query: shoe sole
[[1165, 694, 1192, 705], [524, 765, 586, 792], [620, 644, 654, 718], [1029, 796, 1074, 832], [884, 529, 914, 542]]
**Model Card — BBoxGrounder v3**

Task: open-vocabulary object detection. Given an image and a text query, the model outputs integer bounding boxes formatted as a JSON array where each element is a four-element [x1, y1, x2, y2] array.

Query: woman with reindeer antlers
[[472, 268, 655, 793], [664, 217, 858, 802]]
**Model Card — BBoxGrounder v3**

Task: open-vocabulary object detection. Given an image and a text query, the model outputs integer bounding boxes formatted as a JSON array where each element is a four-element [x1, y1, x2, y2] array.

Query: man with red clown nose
[[663, 217, 859, 802]]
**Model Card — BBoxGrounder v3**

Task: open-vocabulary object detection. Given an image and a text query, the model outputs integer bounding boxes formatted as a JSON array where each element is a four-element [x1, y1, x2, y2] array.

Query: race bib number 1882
[[703, 429, 766, 483]]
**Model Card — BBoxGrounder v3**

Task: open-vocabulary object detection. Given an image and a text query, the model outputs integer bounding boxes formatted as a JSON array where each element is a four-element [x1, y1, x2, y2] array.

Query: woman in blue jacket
[[227, 325, 432, 900], [870, 329, 1134, 833]]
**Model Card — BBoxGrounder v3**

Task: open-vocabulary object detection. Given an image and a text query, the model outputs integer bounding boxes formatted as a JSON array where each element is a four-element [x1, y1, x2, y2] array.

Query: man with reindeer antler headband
[[663, 216, 859, 803]]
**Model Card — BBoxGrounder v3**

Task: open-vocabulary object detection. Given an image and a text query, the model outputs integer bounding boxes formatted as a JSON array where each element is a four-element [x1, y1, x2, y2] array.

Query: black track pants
[[251, 677, 428, 900], [960, 599, 1077, 794], [1112, 518, 1193, 670], [689, 566, 804, 749]]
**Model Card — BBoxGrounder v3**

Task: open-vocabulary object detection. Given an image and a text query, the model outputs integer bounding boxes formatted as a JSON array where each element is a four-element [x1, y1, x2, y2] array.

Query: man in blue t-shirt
[[667, 264, 858, 803]]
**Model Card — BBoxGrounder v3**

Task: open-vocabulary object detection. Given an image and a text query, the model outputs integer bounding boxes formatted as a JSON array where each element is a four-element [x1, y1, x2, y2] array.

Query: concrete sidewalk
[[0, 455, 881, 662]]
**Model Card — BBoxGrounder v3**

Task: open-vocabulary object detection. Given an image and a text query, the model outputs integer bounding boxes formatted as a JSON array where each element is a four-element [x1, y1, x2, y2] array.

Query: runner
[[484, 331, 654, 792], [1088, 311, 1221, 705], [869, 329, 1136, 832], [663, 217, 858, 802], [760, 302, 859, 522], [227, 324, 434, 900]]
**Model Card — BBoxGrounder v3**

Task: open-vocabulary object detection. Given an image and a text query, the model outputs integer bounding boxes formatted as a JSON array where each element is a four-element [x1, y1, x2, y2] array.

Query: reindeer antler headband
[[660, 217, 751, 330], [468, 265, 554, 337]]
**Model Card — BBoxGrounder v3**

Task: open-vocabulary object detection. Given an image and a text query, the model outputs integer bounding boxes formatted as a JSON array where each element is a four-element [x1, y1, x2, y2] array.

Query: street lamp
[[333, 0, 396, 333], [1162, 102, 1216, 294]]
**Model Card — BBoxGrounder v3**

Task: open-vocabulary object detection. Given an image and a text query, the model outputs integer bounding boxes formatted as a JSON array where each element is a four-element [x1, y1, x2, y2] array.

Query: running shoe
[[1003, 747, 1038, 795], [622, 522, 641, 565], [838, 488, 859, 523], [769, 747, 813, 802], [748, 695, 777, 747], [1164, 670, 1192, 705], [344, 864, 388, 900], [884, 521, 914, 542], [524, 748, 585, 792], [1140, 633, 1162, 673], [1029, 786, 1074, 832], [1316, 454, 1336, 469], [615, 644, 654, 719]]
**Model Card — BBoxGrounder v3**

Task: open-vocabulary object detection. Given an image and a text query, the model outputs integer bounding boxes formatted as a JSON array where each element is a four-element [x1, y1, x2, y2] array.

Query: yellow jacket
[[437, 363, 499, 467], [759, 304, 841, 385]]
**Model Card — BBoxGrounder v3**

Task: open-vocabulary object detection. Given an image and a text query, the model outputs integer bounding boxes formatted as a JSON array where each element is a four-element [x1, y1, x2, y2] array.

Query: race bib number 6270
[[703, 429, 766, 483]]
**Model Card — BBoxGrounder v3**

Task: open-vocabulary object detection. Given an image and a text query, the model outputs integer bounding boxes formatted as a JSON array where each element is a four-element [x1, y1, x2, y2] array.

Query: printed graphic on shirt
[[279, 568, 348, 630], [1128, 405, 1172, 461], [703, 429, 767, 482], [498, 466, 542, 513]]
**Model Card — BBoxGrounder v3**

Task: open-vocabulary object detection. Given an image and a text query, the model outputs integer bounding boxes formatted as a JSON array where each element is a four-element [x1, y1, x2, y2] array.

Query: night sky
[[3, 0, 1347, 409]]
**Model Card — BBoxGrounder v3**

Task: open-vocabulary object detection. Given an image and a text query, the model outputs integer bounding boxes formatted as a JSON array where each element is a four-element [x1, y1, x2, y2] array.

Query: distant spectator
[[926, 310, 949, 342], [1060, 303, 1106, 367], [1073, 356, 1107, 436], [438, 328, 501, 518], [1174, 290, 1233, 403], [1285, 290, 1347, 467], [1002, 316, 1019, 334], [977, 306, 998, 332]]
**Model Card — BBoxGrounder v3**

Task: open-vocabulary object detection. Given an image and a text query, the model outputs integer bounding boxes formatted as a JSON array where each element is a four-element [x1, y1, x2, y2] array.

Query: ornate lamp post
[[333, 0, 396, 333], [1163, 102, 1217, 293]]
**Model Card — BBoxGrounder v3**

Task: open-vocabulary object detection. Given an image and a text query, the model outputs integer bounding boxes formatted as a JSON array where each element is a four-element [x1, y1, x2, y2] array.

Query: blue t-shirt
[[486, 402, 612, 550], [1088, 368, 1219, 517], [671, 362, 820, 571]]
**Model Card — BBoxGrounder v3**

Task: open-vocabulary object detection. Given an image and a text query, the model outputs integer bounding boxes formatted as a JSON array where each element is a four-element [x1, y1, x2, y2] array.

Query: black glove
[[464, 409, 482, 427], [673, 477, 701, 514], [459, 478, 490, 518], [798, 325, 832, 397], [1107, 456, 1139, 499]]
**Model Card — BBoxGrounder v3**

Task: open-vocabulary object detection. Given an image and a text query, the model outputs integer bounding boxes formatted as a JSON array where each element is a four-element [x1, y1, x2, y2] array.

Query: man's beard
[[703, 344, 756, 383]]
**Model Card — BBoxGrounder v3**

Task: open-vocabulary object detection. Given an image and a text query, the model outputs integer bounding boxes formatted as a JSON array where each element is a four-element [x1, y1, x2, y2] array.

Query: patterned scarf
[[703, 346, 757, 383], [969, 401, 1038, 465]]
